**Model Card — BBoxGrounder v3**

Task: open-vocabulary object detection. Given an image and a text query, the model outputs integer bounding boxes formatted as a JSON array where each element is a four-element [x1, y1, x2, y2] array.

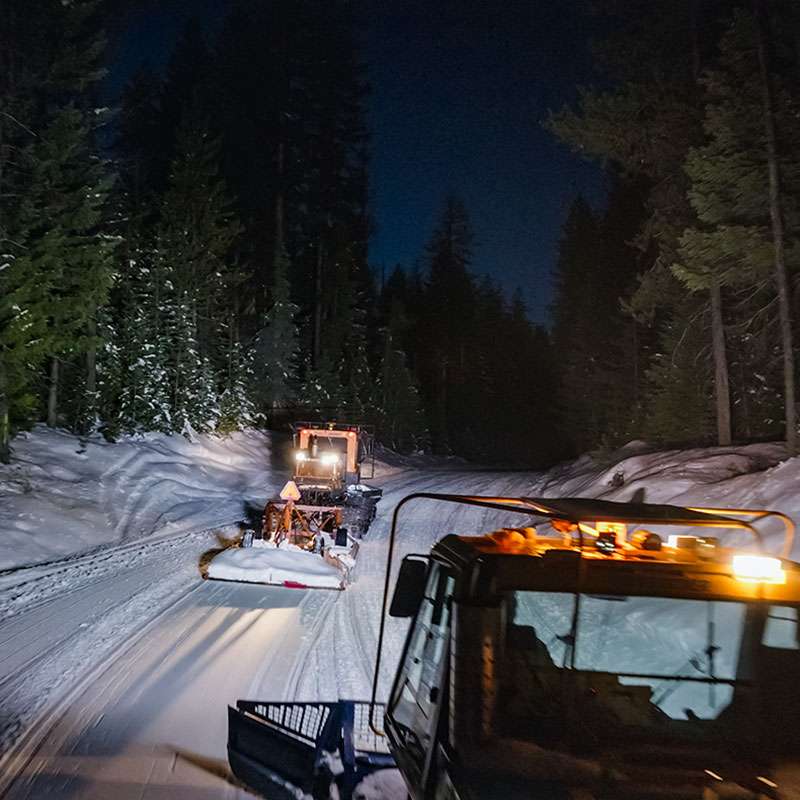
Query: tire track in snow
[[0, 578, 209, 797], [0, 527, 230, 769], [0, 524, 238, 618], [280, 590, 339, 700]]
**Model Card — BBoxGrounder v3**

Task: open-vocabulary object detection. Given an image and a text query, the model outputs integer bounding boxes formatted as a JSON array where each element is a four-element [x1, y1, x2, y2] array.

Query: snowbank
[[0, 425, 278, 571], [371, 445, 467, 479], [536, 441, 800, 555]]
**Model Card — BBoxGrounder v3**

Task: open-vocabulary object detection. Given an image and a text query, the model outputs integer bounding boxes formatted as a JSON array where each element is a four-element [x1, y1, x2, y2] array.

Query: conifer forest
[[2, 0, 800, 467]]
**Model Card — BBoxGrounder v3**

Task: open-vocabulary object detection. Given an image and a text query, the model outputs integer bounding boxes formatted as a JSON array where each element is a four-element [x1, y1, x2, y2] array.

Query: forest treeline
[[1, 0, 799, 468], [0, 0, 560, 467], [549, 0, 800, 458]]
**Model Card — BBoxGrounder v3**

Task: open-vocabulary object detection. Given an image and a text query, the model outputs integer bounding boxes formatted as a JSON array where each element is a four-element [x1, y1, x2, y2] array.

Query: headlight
[[295, 451, 307, 461], [321, 454, 339, 465], [733, 554, 785, 583]]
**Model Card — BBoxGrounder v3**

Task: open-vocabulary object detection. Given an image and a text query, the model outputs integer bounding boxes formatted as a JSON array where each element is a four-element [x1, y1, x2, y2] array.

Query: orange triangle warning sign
[[280, 480, 302, 501]]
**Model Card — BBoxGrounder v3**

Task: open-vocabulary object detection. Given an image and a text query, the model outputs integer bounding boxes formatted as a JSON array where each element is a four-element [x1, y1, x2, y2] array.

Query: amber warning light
[[732, 555, 786, 584]]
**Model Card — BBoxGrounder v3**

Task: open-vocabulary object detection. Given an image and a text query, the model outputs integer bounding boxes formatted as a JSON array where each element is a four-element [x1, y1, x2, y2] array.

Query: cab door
[[386, 562, 455, 797]]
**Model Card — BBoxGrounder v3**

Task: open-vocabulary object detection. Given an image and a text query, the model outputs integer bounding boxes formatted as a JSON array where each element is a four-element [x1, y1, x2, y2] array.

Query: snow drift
[[0, 425, 278, 572]]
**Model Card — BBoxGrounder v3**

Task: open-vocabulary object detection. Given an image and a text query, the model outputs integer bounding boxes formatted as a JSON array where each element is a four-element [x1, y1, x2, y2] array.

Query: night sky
[[107, 0, 606, 326]]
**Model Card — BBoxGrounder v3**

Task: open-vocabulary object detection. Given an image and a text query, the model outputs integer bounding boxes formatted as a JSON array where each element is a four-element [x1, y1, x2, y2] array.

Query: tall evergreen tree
[[0, 0, 114, 453], [214, 0, 371, 372], [415, 196, 480, 454], [677, 7, 800, 449], [375, 303, 427, 452], [550, 197, 604, 453], [642, 299, 716, 446], [36, 102, 116, 430], [252, 244, 300, 417], [111, 253, 175, 434], [157, 100, 244, 431], [0, 1, 50, 460]]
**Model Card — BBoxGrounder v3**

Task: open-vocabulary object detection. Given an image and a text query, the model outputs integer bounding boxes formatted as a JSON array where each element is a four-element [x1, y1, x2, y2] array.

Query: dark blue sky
[[107, 0, 606, 326], [358, 1, 606, 324]]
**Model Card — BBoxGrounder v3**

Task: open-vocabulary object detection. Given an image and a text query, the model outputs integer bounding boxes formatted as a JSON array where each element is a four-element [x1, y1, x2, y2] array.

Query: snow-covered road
[[3, 428, 799, 799], [0, 467, 541, 799]]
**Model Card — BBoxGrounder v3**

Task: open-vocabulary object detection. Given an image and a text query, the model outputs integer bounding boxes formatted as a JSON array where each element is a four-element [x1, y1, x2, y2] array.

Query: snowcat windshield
[[501, 590, 800, 755]]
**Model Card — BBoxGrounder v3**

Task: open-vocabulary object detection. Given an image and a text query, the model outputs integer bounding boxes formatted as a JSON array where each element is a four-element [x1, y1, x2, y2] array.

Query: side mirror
[[389, 555, 429, 618]]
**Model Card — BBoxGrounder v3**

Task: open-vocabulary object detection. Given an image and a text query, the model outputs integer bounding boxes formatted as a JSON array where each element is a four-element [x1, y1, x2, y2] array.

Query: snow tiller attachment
[[227, 700, 394, 800]]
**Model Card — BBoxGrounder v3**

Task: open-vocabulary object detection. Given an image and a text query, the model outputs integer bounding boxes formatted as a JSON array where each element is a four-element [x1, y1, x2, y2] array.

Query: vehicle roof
[[403, 493, 794, 557], [518, 497, 743, 526]]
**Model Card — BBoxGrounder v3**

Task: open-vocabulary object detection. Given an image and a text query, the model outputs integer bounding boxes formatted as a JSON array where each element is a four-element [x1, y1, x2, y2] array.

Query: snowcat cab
[[293, 423, 375, 506], [228, 494, 800, 800]]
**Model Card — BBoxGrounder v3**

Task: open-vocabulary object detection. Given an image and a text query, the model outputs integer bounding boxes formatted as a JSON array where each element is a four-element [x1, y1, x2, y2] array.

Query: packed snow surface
[[2, 428, 800, 799]]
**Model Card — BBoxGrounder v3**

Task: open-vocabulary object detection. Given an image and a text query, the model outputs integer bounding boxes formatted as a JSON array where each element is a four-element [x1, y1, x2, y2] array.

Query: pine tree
[[415, 196, 480, 455], [102, 68, 167, 436], [113, 66, 168, 227], [157, 100, 244, 431], [35, 102, 116, 430], [677, 7, 800, 448], [218, 337, 256, 433], [643, 299, 716, 446], [375, 303, 427, 452], [498, 290, 563, 466], [213, 0, 371, 370], [295, 353, 346, 419], [550, 197, 603, 453], [111, 253, 176, 434], [0, 1, 47, 460], [252, 244, 300, 417], [0, 0, 114, 455], [162, 21, 212, 156]]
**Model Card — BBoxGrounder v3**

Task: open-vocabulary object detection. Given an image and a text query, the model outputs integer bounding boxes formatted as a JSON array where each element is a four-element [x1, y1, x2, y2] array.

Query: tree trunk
[[313, 240, 324, 368], [86, 315, 97, 431], [710, 276, 731, 445], [787, 0, 800, 83], [47, 356, 59, 428], [273, 140, 285, 276], [690, 0, 732, 447], [0, 360, 10, 464], [756, 0, 797, 455]]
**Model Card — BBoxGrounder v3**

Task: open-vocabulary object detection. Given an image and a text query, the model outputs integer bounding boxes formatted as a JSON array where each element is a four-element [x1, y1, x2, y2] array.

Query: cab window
[[396, 564, 454, 720]]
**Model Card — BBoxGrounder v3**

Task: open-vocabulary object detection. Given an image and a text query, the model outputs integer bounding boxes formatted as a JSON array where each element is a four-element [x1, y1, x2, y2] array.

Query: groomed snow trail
[[2, 429, 799, 799], [0, 468, 542, 799]]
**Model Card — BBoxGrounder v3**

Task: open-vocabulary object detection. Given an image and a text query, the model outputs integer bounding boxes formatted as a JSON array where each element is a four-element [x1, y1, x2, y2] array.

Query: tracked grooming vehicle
[[205, 423, 382, 589], [228, 494, 800, 799]]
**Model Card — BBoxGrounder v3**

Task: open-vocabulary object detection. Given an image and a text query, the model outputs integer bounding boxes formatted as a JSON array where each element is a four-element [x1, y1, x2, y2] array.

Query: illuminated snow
[[206, 541, 344, 588], [2, 427, 800, 799]]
